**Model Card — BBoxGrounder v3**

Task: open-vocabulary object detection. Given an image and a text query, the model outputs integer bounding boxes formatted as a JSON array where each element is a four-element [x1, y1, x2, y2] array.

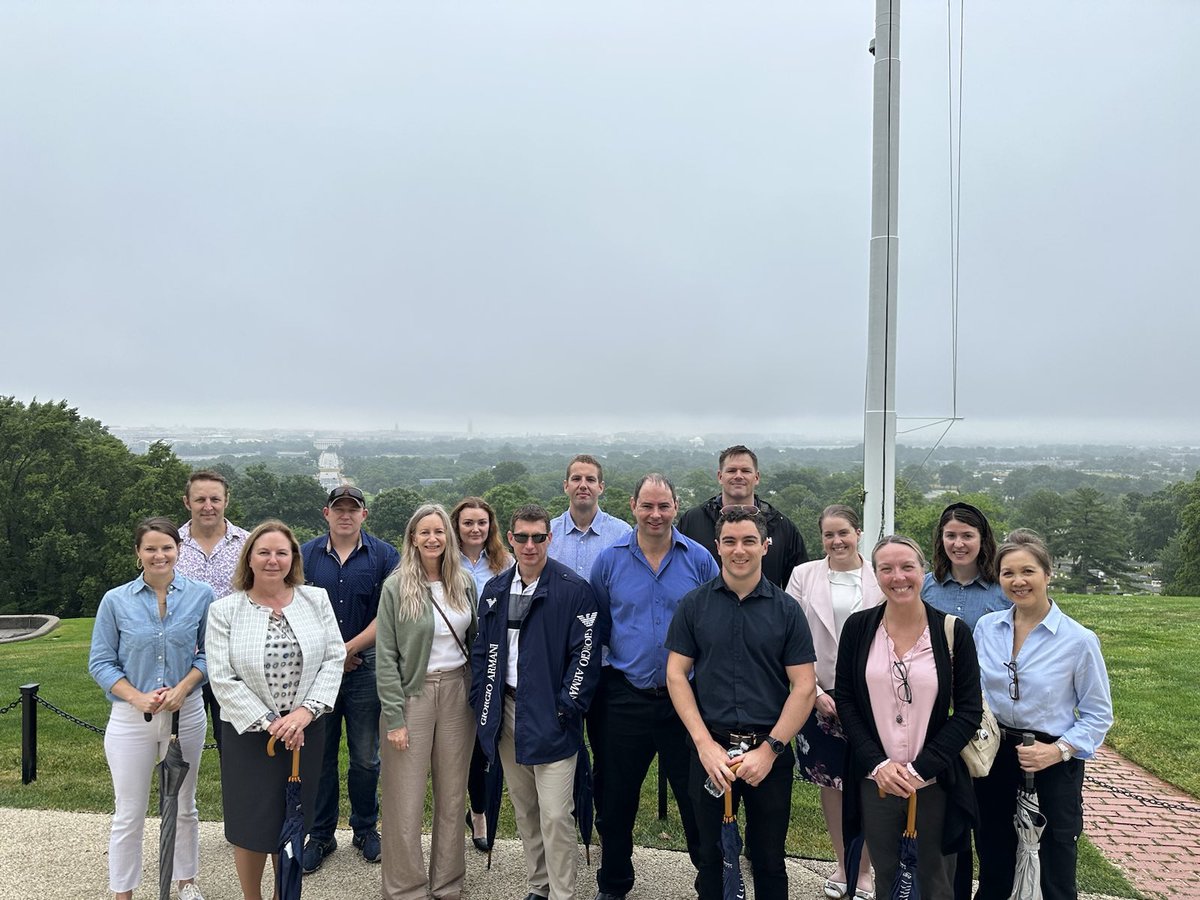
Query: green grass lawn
[[1, 614, 1163, 897], [1057, 593, 1200, 798]]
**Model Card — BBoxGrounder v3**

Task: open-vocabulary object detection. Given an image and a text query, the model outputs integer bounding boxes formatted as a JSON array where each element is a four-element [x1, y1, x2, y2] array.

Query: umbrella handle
[[1021, 732, 1036, 791], [904, 791, 917, 838], [266, 735, 303, 778], [722, 762, 742, 820]]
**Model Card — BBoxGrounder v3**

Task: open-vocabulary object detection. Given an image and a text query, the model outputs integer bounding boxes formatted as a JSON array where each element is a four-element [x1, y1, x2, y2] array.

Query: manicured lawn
[[1056, 594, 1200, 798], [1, 617, 1147, 896]]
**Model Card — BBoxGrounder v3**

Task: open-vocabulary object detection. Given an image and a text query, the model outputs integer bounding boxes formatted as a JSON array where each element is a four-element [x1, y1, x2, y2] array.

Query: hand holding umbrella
[[1009, 733, 1047, 900]]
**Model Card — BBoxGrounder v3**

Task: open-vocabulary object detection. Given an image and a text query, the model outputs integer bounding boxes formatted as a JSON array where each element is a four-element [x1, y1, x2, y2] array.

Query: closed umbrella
[[268, 736, 305, 900], [157, 712, 189, 900], [720, 763, 746, 900], [572, 745, 595, 866], [889, 791, 920, 900], [1009, 734, 1046, 900], [483, 753, 504, 870]]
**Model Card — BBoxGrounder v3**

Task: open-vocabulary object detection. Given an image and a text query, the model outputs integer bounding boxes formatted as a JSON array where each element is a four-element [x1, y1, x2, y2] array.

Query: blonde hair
[[232, 521, 305, 591], [393, 504, 471, 621]]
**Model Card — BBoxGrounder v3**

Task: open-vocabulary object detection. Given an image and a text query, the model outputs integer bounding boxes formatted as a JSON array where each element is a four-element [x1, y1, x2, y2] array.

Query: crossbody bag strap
[[429, 590, 470, 661]]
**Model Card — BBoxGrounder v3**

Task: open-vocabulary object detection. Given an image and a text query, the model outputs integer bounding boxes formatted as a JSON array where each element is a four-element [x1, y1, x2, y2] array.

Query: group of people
[[85, 445, 1114, 900]]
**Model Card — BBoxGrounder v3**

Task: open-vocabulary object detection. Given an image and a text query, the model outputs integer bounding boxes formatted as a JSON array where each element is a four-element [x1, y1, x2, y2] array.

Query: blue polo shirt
[[548, 507, 632, 580], [590, 527, 719, 690], [301, 530, 400, 643], [921, 571, 1010, 630]]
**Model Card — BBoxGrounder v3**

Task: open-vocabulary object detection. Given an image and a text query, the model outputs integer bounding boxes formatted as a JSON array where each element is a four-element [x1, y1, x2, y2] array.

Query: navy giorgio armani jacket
[[470, 557, 600, 766]]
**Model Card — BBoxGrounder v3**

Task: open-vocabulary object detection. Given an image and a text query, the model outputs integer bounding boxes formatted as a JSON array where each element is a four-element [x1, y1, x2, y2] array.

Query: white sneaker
[[178, 884, 205, 900]]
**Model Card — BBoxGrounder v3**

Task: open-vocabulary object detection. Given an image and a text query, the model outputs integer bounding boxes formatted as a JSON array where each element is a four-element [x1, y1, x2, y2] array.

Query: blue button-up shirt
[[461, 550, 512, 600], [590, 527, 719, 690], [88, 574, 214, 702], [974, 601, 1114, 758], [301, 530, 400, 643], [922, 571, 1011, 630], [548, 508, 632, 580]]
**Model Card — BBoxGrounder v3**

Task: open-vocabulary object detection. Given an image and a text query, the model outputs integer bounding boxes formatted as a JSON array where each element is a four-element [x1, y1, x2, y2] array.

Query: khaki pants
[[498, 699, 578, 900], [380, 665, 476, 900]]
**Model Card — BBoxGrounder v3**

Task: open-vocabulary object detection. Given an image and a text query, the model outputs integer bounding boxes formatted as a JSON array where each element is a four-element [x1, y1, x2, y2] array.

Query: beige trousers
[[380, 664, 476, 900], [498, 698, 578, 900]]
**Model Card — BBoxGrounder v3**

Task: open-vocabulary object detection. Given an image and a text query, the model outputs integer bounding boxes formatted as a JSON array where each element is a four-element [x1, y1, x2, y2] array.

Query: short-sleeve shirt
[[666, 574, 816, 731]]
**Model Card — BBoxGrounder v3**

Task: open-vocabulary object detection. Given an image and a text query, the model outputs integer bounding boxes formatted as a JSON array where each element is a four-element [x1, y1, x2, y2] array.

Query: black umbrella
[[268, 736, 305, 900], [1009, 734, 1046, 900], [720, 763, 746, 900], [572, 745, 595, 866], [483, 752, 504, 870], [158, 712, 189, 900], [889, 791, 920, 900]]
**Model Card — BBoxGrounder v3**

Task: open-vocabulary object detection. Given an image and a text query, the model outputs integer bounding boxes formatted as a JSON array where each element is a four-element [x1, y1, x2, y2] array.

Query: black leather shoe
[[467, 811, 490, 853], [595, 892, 627, 900], [524, 894, 549, 900]]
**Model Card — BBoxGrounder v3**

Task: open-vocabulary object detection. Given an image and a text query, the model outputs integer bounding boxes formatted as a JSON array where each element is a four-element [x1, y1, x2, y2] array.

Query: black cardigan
[[833, 602, 981, 854]]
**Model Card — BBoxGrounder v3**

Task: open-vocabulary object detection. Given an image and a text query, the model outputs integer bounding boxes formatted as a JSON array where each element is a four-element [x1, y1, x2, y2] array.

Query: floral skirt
[[794, 708, 848, 789]]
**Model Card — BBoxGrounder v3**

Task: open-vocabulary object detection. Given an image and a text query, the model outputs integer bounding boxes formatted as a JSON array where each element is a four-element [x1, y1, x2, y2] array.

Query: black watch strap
[[765, 735, 785, 755]]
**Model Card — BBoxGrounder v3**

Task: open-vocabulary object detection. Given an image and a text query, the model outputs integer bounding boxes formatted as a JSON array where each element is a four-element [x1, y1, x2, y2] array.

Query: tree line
[[3, 396, 1199, 617]]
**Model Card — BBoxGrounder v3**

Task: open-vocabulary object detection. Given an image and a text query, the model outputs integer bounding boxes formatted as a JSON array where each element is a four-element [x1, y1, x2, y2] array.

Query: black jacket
[[834, 602, 981, 854], [677, 495, 807, 589]]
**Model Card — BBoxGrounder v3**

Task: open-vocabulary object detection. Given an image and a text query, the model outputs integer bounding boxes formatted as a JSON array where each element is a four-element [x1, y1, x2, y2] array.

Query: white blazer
[[785, 558, 884, 696], [207, 586, 346, 735]]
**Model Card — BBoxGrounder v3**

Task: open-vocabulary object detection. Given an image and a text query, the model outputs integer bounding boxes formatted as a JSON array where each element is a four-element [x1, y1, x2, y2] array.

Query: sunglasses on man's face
[[511, 532, 549, 545]]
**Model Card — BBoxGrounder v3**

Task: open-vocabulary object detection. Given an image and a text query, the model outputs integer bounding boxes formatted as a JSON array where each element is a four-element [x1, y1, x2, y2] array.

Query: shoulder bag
[[944, 614, 999, 777]]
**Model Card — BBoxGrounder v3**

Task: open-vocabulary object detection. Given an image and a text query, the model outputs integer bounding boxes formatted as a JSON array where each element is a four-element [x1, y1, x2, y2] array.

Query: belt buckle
[[728, 731, 755, 748]]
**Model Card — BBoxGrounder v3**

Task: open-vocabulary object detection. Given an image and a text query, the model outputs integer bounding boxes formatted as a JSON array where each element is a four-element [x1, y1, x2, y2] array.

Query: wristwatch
[[764, 735, 785, 755], [1055, 740, 1073, 762]]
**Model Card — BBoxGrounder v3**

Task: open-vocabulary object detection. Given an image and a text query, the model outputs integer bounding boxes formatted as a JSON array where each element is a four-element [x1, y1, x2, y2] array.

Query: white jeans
[[104, 690, 206, 892]]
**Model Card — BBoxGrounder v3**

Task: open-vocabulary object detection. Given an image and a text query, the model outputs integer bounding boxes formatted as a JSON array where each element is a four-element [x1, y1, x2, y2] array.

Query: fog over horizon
[[3, 3, 1194, 448]]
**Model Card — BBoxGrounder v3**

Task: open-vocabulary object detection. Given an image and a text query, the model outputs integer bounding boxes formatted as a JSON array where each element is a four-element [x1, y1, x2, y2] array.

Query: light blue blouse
[[973, 601, 1113, 758], [88, 573, 214, 702], [922, 571, 1011, 630]]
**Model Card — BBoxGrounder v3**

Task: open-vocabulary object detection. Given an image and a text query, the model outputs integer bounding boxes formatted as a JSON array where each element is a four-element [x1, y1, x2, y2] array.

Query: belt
[[998, 725, 1059, 745], [618, 672, 670, 698], [710, 728, 774, 749]]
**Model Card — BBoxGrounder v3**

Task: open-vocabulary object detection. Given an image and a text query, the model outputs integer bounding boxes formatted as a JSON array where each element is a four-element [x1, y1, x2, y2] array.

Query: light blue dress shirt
[[590, 527, 719, 690], [548, 507, 632, 580], [973, 601, 1113, 758], [922, 571, 1011, 630], [88, 573, 214, 702], [461, 550, 512, 600]]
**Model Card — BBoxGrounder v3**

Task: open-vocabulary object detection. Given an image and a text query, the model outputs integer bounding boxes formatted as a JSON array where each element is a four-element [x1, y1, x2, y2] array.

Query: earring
[[136, 558, 143, 570]]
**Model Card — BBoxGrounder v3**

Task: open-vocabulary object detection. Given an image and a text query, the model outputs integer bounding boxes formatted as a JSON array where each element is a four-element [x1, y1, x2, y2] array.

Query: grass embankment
[[4, 611, 1174, 898]]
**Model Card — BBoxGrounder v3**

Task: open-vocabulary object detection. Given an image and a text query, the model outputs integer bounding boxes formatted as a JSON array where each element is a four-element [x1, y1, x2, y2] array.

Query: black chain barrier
[[1086, 773, 1200, 815], [0, 696, 20, 716], [26, 694, 218, 750]]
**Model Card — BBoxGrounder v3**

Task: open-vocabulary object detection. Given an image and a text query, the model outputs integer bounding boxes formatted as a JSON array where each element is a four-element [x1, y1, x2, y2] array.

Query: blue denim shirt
[[88, 574, 214, 702], [460, 550, 512, 601], [301, 530, 401, 642], [548, 508, 632, 580], [921, 571, 1011, 630], [590, 527, 719, 690]]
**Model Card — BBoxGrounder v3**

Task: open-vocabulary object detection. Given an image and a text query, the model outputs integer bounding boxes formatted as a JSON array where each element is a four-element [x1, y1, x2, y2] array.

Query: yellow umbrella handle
[[904, 791, 917, 838], [267, 735, 303, 780], [723, 762, 741, 821]]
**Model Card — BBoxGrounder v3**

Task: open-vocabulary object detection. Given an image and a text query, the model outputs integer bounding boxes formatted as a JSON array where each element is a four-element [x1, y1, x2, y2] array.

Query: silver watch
[[1054, 739, 1073, 762]]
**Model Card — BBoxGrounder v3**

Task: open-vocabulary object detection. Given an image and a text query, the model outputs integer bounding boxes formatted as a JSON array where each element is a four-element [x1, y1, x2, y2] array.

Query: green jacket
[[376, 571, 478, 731]]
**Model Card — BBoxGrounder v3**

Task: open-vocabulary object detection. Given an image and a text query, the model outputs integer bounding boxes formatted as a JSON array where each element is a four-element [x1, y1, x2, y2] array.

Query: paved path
[[1084, 745, 1200, 899]]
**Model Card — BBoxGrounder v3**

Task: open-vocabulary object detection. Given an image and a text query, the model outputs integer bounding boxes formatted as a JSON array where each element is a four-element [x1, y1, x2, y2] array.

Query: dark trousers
[[586, 669, 609, 833], [202, 682, 223, 757], [467, 737, 488, 815], [596, 672, 702, 896], [952, 833, 974, 899], [689, 739, 794, 900], [860, 782, 955, 899], [973, 739, 1085, 900]]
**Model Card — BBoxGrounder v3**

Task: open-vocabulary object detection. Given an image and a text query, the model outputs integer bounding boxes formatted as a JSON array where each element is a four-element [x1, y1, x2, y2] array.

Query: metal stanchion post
[[21, 683, 39, 784]]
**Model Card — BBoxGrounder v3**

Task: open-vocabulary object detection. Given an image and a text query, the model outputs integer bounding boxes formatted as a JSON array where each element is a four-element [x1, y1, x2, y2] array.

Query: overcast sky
[[2, 2, 1195, 445]]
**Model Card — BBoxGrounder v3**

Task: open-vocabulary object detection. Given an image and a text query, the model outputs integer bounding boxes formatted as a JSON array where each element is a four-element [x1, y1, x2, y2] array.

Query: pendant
[[895, 714, 903, 724]]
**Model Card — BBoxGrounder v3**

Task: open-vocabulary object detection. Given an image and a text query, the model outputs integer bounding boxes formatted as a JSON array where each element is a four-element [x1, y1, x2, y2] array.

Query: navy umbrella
[[572, 745, 595, 866], [720, 764, 746, 900], [158, 712, 189, 900], [268, 736, 305, 900], [483, 752, 504, 870], [889, 791, 920, 900]]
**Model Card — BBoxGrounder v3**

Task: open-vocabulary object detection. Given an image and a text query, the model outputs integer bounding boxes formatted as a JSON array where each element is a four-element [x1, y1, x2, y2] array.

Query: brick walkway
[[1084, 745, 1200, 899]]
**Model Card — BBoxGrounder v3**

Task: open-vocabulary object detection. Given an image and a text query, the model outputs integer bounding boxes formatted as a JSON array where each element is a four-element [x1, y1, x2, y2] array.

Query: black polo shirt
[[665, 573, 815, 732]]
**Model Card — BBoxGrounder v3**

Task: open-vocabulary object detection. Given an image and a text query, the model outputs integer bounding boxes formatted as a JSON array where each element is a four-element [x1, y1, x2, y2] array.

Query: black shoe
[[301, 836, 337, 875], [524, 895, 549, 900], [595, 893, 627, 900], [467, 811, 489, 853], [352, 829, 381, 863]]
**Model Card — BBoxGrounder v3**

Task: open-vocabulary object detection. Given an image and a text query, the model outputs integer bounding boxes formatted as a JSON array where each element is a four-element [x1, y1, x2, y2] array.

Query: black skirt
[[794, 707, 849, 789], [221, 717, 325, 853]]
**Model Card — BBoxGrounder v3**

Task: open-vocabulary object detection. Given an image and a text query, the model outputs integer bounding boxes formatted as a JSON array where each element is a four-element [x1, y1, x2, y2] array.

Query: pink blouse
[[865, 621, 937, 785]]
